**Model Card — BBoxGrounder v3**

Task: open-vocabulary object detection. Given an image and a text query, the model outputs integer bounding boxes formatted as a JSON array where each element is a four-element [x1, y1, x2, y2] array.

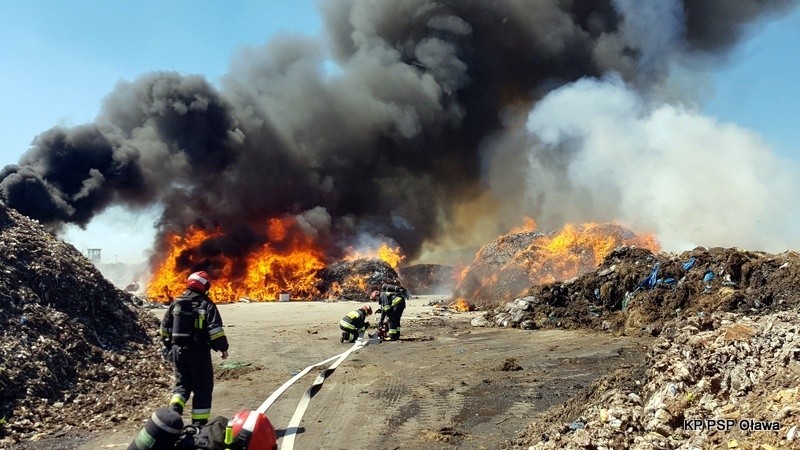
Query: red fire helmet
[[225, 410, 276, 450], [187, 271, 211, 292]]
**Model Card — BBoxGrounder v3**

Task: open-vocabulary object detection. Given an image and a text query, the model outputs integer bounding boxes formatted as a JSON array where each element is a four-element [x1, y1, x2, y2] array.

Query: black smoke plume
[[1, 0, 794, 270]]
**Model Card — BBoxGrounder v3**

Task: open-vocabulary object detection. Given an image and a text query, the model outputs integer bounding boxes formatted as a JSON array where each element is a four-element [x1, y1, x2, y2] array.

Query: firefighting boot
[[169, 403, 183, 415], [386, 329, 400, 341]]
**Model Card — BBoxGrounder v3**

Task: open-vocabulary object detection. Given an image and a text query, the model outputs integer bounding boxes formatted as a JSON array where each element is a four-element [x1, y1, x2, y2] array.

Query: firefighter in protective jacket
[[371, 284, 407, 341], [160, 271, 229, 426], [339, 305, 372, 343]]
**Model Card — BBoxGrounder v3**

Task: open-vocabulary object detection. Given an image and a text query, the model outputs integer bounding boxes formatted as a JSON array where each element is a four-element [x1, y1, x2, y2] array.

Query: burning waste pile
[[483, 246, 800, 333], [0, 201, 170, 447], [455, 221, 660, 311], [473, 244, 800, 448], [315, 258, 401, 302]]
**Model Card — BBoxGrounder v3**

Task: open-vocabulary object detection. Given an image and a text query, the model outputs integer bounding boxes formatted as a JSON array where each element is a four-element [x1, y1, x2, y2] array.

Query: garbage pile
[[454, 229, 546, 308], [399, 263, 455, 295], [508, 310, 800, 449], [456, 223, 659, 310], [484, 246, 800, 334], [315, 258, 400, 301], [484, 245, 800, 448], [0, 201, 170, 447]]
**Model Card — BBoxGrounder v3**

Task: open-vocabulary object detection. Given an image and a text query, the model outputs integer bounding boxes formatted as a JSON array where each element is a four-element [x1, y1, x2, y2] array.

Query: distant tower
[[86, 248, 102, 263]]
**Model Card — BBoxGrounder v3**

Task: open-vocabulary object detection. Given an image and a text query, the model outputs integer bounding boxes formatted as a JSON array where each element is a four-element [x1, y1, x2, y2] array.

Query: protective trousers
[[386, 302, 405, 340], [169, 344, 214, 424], [339, 322, 362, 343]]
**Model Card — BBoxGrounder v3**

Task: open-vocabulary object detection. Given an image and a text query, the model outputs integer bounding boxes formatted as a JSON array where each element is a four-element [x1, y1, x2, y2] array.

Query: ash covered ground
[[3, 198, 800, 449]]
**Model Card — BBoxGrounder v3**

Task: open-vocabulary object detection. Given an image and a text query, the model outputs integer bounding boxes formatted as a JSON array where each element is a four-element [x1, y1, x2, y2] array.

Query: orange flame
[[323, 274, 371, 300], [456, 220, 661, 306], [146, 226, 222, 302], [147, 218, 327, 303], [510, 217, 538, 234], [518, 221, 660, 284], [450, 297, 474, 312], [454, 264, 469, 284], [344, 243, 405, 268]]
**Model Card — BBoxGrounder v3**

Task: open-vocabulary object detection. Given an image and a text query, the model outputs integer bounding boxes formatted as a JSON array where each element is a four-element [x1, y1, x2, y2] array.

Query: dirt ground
[[25, 295, 648, 450]]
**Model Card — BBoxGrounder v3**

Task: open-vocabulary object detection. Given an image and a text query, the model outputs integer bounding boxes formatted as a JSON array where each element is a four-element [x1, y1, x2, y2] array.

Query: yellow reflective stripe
[[191, 410, 211, 421], [339, 320, 357, 330], [347, 311, 359, 319], [169, 395, 186, 408], [209, 326, 226, 340], [391, 297, 402, 307]]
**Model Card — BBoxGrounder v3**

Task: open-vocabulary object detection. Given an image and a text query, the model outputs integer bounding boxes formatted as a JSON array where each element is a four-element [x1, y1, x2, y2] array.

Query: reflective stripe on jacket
[[340, 309, 367, 330]]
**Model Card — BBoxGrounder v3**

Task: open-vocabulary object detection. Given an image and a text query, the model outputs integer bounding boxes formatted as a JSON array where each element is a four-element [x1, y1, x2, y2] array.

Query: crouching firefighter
[[339, 304, 372, 343], [160, 271, 229, 426], [371, 284, 408, 341]]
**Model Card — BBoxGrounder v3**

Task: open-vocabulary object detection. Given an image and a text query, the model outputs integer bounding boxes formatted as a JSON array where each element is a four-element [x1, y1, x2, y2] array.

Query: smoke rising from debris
[[1, 0, 796, 267], [519, 76, 800, 252]]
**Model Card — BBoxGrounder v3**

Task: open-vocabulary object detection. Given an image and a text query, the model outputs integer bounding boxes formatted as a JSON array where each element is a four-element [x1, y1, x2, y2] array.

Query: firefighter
[[160, 271, 229, 426], [371, 284, 407, 341], [339, 304, 372, 343]]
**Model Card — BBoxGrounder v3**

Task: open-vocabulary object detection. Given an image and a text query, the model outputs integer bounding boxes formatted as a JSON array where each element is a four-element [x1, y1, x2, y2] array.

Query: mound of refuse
[[456, 223, 659, 310], [0, 201, 170, 447], [480, 245, 800, 449], [399, 263, 455, 295], [315, 258, 400, 301], [507, 310, 800, 449], [484, 246, 800, 335]]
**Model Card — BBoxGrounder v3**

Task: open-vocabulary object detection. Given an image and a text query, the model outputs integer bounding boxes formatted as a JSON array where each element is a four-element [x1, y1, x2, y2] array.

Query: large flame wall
[[146, 219, 404, 303]]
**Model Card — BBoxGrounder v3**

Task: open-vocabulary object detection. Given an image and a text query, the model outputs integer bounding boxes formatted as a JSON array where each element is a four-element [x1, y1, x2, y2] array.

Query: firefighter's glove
[[364, 321, 371, 329]]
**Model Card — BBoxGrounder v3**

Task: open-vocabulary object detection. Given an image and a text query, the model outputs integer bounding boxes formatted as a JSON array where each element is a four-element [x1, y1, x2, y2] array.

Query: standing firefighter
[[339, 304, 373, 343], [160, 271, 229, 426], [371, 284, 408, 341]]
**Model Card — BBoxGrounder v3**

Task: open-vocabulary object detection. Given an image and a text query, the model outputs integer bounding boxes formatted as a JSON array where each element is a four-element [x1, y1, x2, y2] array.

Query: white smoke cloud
[[521, 75, 800, 252]]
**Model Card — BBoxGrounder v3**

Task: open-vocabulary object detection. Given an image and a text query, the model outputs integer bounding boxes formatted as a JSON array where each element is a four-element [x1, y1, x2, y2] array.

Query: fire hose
[[256, 335, 377, 449]]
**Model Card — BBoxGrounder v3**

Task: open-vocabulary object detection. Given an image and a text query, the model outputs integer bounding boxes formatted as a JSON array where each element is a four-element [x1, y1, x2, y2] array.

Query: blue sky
[[701, 6, 800, 159], [0, 1, 322, 168], [1, 2, 799, 264]]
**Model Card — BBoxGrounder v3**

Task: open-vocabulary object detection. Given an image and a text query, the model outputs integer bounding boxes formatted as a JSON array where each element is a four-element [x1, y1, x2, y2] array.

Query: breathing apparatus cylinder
[[127, 408, 184, 450], [381, 283, 404, 293], [171, 296, 196, 347]]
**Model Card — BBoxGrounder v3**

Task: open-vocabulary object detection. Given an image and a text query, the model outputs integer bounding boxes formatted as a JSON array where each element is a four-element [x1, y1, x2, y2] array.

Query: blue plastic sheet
[[640, 262, 660, 289], [703, 270, 715, 283]]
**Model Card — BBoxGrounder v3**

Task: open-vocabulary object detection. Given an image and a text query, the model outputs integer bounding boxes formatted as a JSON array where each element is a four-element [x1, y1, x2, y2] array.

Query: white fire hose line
[[256, 353, 342, 414], [279, 335, 377, 450]]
